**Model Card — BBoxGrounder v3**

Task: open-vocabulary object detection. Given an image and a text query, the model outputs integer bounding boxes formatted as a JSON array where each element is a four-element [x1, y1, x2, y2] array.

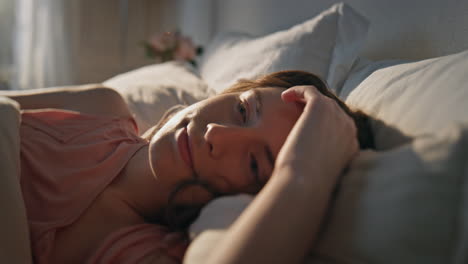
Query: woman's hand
[[201, 85, 359, 264], [276, 85, 359, 186]]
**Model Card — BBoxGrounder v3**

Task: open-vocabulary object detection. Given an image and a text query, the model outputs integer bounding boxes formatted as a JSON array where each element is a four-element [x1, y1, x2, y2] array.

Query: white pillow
[[339, 57, 408, 99], [199, 2, 369, 94], [313, 123, 468, 264], [186, 123, 468, 264], [342, 49, 468, 150], [103, 61, 214, 134]]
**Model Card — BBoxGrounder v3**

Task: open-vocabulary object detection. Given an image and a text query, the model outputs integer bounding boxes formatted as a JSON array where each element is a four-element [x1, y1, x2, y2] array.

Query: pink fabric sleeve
[[87, 224, 189, 264], [19, 109, 149, 263]]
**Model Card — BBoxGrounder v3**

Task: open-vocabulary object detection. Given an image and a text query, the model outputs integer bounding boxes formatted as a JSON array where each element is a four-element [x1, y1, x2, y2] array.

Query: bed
[[1, 0, 468, 263]]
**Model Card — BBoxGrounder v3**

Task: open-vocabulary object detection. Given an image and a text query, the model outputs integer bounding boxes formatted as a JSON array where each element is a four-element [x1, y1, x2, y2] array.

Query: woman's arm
[[0, 84, 132, 118], [203, 86, 359, 264]]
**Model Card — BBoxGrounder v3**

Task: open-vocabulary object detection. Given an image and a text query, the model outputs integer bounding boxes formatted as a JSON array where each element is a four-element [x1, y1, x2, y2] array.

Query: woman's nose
[[204, 123, 248, 158]]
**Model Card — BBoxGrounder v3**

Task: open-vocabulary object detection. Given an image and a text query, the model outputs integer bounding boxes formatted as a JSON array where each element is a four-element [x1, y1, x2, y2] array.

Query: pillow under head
[[104, 61, 213, 134], [343, 49, 468, 150]]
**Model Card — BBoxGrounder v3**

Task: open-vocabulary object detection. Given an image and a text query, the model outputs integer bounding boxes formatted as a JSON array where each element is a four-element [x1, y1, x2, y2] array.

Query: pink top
[[19, 110, 188, 263]]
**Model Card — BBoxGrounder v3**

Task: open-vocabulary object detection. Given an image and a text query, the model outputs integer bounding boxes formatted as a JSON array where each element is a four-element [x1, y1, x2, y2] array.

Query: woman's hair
[[223, 70, 375, 149], [160, 70, 374, 231]]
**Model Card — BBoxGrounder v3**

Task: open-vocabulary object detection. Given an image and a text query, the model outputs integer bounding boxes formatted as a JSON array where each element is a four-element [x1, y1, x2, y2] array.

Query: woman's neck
[[113, 145, 171, 222]]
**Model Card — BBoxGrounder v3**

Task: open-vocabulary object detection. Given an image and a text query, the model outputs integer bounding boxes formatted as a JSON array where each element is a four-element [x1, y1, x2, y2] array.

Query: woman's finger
[[281, 85, 318, 104], [281, 88, 302, 103]]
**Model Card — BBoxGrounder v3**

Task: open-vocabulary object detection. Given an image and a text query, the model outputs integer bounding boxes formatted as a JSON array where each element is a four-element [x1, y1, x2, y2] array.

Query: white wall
[[71, 0, 180, 83], [177, 0, 215, 47]]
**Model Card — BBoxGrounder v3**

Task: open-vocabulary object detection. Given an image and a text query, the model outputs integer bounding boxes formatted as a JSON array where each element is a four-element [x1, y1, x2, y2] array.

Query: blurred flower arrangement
[[142, 31, 203, 66]]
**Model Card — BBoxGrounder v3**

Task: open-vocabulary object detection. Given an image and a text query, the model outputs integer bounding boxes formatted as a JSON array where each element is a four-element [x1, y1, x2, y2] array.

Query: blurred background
[[0, 0, 214, 90], [3, 0, 466, 91]]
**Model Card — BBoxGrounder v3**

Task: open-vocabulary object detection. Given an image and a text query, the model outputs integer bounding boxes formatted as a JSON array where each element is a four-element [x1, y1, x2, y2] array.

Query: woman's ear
[[142, 104, 187, 140]]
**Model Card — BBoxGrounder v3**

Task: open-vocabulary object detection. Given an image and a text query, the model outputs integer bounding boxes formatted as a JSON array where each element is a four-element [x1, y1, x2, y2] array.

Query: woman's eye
[[238, 101, 248, 123], [250, 154, 259, 180]]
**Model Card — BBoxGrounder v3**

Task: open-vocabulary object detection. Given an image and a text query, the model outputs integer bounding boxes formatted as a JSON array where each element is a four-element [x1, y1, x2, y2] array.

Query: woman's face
[[149, 87, 302, 200]]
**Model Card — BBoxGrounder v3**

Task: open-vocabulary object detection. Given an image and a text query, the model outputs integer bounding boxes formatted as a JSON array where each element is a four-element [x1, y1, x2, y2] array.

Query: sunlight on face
[[148, 87, 302, 201]]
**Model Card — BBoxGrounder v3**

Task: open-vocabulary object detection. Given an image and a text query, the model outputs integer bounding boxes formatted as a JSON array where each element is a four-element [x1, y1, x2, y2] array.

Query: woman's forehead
[[240, 86, 283, 97]]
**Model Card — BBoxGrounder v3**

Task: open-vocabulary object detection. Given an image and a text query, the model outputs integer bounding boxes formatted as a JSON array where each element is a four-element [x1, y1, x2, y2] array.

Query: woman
[[2, 70, 372, 264]]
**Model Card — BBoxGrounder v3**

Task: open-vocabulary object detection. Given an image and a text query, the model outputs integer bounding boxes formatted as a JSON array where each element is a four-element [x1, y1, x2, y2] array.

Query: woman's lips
[[177, 127, 194, 170]]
